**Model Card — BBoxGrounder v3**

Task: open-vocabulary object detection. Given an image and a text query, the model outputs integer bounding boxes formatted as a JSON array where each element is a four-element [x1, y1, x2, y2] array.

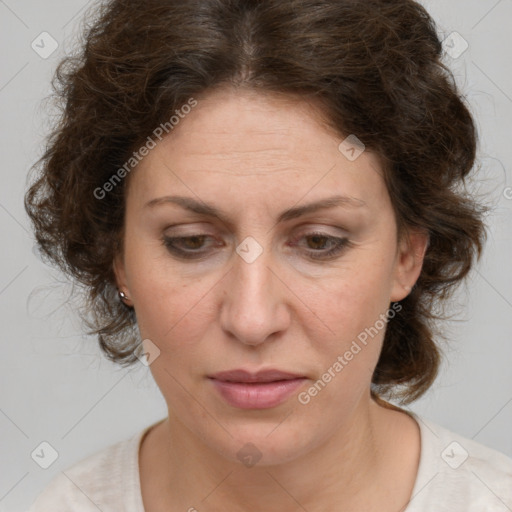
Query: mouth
[[208, 369, 307, 409], [208, 368, 305, 383]]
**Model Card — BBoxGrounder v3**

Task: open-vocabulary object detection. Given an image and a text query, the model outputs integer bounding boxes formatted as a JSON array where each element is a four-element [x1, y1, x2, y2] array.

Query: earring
[[119, 290, 129, 302]]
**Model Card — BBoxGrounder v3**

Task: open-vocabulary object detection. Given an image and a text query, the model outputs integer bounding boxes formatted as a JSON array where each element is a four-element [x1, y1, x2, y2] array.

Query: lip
[[209, 369, 305, 383], [208, 369, 307, 409]]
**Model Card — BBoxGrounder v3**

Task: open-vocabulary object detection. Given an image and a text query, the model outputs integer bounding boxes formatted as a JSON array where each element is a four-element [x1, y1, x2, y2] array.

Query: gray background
[[1, 0, 511, 510]]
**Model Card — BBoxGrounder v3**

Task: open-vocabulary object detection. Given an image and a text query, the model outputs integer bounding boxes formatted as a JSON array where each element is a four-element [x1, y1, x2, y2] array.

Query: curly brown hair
[[25, 0, 486, 403]]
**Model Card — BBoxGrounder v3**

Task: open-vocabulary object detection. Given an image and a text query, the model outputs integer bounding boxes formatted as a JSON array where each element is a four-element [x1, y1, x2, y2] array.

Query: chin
[[204, 416, 321, 468]]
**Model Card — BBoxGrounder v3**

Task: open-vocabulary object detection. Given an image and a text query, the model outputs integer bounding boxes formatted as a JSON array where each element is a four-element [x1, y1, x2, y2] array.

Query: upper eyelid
[[163, 222, 350, 235]]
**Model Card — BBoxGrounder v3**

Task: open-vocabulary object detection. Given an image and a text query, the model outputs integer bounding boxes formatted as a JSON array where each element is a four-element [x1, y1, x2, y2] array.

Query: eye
[[290, 231, 353, 260], [162, 234, 218, 260]]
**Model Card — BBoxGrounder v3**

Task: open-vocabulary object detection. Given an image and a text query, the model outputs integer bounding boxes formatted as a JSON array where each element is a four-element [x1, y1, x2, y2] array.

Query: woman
[[25, 0, 512, 510]]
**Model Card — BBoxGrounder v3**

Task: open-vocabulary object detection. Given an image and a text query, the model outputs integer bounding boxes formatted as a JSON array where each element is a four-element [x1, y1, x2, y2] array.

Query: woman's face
[[115, 87, 426, 465]]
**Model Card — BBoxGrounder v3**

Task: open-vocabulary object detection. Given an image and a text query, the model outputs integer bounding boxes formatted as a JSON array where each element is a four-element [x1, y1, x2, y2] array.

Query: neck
[[143, 396, 418, 512]]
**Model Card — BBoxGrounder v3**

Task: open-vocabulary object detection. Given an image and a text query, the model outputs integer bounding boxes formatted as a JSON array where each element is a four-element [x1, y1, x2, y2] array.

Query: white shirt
[[27, 414, 512, 511]]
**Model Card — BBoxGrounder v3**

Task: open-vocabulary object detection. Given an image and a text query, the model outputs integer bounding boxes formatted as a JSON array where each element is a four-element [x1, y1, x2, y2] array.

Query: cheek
[[123, 237, 215, 347], [133, 276, 213, 348], [291, 246, 397, 388], [302, 252, 395, 339], [294, 276, 390, 415]]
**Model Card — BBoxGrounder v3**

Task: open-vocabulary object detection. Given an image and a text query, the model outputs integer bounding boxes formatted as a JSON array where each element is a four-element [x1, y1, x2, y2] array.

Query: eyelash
[[161, 232, 353, 261]]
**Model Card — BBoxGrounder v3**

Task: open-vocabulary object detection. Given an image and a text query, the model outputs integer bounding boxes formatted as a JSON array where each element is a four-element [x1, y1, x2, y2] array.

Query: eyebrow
[[144, 194, 367, 223]]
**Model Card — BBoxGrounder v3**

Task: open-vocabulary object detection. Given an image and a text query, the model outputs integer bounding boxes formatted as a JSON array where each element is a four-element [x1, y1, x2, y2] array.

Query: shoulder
[[26, 423, 155, 512], [407, 414, 512, 512]]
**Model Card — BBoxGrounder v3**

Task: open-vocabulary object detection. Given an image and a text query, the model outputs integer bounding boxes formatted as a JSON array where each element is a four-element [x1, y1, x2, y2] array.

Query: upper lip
[[209, 369, 305, 383]]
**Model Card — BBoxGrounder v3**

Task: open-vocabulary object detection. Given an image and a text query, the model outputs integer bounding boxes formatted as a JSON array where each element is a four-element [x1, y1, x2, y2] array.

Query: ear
[[390, 227, 429, 302], [113, 251, 131, 302]]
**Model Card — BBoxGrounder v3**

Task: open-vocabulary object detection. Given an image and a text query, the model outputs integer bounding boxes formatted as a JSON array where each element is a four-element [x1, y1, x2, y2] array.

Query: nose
[[219, 243, 291, 346]]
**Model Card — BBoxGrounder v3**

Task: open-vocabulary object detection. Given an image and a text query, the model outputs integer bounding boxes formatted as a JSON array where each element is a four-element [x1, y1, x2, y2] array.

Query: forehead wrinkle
[[183, 168, 300, 176], [186, 147, 292, 159]]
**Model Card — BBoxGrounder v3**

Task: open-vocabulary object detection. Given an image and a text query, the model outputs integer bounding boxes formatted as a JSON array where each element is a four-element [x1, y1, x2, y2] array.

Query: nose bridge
[[235, 238, 273, 301], [220, 236, 288, 345]]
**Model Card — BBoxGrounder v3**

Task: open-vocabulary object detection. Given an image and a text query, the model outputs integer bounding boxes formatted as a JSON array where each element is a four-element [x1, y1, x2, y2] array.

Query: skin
[[114, 87, 429, 512]]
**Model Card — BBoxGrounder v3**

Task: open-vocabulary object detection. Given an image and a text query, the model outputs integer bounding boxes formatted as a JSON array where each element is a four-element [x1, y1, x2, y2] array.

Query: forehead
[[156, 89, 341, 169], [128, 88, 388, 211]]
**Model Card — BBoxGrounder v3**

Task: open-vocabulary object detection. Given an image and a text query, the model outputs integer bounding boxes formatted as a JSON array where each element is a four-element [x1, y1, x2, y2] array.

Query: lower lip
[[209, 378, 306, 409]]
